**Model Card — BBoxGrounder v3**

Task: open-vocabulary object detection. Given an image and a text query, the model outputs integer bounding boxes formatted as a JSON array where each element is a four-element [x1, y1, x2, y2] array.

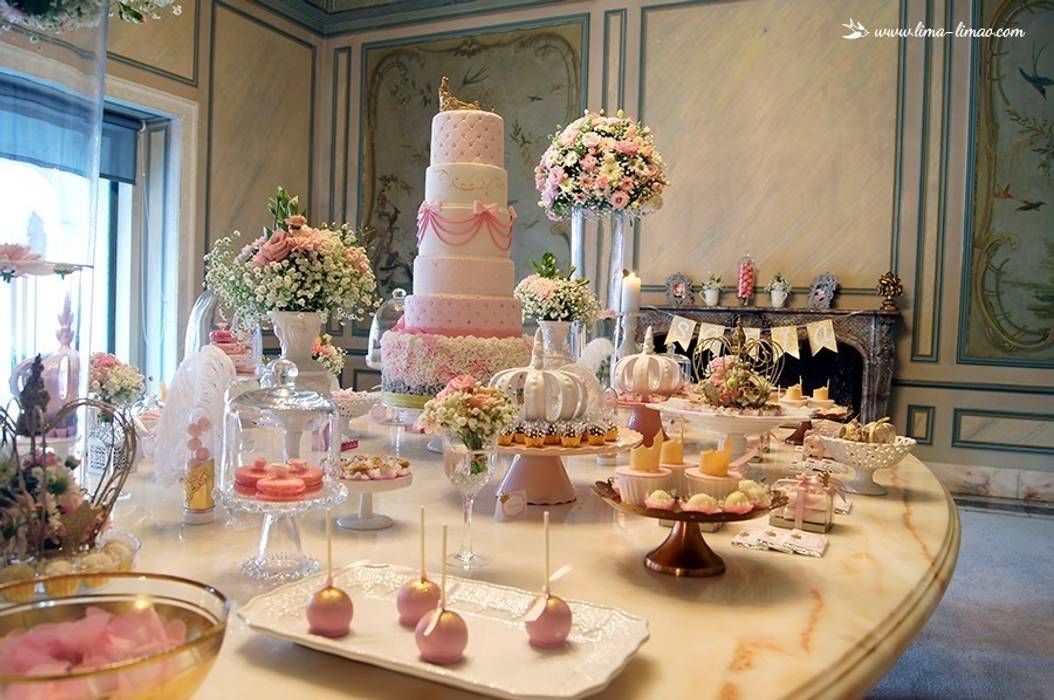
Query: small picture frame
[[808, 273, 839, 309], [665, 273, 694, 307]]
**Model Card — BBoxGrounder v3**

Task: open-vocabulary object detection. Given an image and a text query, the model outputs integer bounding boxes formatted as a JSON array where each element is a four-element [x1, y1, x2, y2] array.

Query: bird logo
[[842, 18, 869, 40]]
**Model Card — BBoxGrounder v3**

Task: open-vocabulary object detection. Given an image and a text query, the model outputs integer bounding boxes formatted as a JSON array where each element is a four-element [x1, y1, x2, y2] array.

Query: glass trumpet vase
[[442, 433, 498, 570]]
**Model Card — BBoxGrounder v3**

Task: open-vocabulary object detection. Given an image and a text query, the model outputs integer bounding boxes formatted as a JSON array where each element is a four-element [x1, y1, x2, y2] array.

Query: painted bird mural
[[1019, 42, 1054, 98], [1016, 199, 1046, 211]]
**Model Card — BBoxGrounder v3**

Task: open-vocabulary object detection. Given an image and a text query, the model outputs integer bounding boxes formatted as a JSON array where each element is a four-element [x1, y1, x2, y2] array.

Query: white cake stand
[[496, 429, 643, 505], [336, 474, 413, 530], [648, 399, 811, 461]]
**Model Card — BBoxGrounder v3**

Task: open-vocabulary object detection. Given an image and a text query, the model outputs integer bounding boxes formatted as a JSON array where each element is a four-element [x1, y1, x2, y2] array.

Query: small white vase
[[269, 310, 332, 395], [770, 289, 788, 308], [537, 319, 574, 368], [703, 288, 720, 307]]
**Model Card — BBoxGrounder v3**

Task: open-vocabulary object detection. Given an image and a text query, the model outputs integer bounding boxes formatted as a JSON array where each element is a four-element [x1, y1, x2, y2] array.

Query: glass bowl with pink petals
[[0, 572, 228, 699]]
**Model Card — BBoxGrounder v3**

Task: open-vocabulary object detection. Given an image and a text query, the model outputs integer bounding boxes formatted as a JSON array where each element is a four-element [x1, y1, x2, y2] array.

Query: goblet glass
[[442, 433, 498, 570]]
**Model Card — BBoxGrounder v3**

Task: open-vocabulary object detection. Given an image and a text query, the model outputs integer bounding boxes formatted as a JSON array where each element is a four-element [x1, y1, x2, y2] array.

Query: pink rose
[[582, 132, 601, 148], [558, 130, 576, 147], [609, 191, 630, 209], [285, 214, 307, 229], [651, 181, 664, 193], [615, 140, 638, 156], [252, 229, 292, 267], [580, 154, 598, 172]]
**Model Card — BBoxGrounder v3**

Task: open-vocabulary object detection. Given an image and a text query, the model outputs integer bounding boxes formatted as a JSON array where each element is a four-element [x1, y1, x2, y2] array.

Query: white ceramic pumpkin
[[490, 331, 589, 422], [613, 326, 684, 398]]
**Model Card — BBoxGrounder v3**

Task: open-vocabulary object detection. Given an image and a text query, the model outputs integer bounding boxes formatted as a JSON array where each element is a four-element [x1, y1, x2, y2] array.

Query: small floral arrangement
[[514, 252, 600, 323], [535, 109, 670, 221], [701, 273, 722, 291], [88, 353, 145, 409], [312, 334, 346, 377], [0, 446, 93, 562], [420, 375, 517, 468], [766, 273, 791, 293], [0, 0, 180, 33], [698, 356, 773, 411], [204, 187, 377, 332]]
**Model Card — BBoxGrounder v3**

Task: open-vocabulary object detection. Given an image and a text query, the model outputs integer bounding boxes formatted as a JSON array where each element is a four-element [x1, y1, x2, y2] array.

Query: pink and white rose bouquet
[[88, 353, 145, 408], [420, 375, 517, 458], [535, 109, 670, 221], [312, 333, 347, 377], [514, 252, 599, 322], [204, 187, 377, 331]]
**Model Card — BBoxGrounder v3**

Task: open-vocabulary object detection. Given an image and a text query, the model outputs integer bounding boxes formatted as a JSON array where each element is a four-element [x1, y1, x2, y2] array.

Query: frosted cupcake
[[586, 423, 606, 446], [498, 426, 514, 446], [615, 437, 672, 506], [544, 422, 561, 446], [603, 417, 619, 442], [560, 422, 582, 448], [686, 444, 739, 500], [513, 421, 527, 444]]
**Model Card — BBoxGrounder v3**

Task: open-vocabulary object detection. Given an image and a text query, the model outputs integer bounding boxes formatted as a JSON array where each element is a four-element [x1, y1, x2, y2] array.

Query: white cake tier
[[403, 293, 524, 337], [417, 201, 514, 258], [425, 163, 507, 206], [413, 255, 514, 296], [430, 110, 503, 167]]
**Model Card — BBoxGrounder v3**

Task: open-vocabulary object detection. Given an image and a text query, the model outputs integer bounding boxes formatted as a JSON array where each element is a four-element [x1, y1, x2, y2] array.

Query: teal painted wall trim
[[909, 0, 936, 361], [108, 0, 201, 86], [892, 378, 1054, 395], [954, 0, 1054, 369], [328, 46, 352, 224], [906, 404, 935, 445], [952, 408, 1054, 455], [601, 8, 627, 114]]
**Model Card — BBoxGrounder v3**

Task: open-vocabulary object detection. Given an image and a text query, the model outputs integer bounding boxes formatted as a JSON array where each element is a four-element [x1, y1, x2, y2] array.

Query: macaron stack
[[234, 458, 325, 501]]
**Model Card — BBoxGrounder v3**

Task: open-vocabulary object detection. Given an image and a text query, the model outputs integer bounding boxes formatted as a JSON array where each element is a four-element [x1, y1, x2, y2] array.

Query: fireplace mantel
[[638, 305, 899, 422]]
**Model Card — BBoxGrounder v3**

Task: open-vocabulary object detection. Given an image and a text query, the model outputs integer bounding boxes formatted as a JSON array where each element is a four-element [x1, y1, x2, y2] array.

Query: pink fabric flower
[[252, 229, 292, 267], [609, 191, 630, 209]]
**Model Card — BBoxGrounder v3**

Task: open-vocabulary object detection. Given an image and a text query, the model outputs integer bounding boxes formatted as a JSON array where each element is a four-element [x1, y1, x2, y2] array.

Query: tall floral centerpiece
[[205, 187, 377, 394], [421, 375, 516, 570], [535, 109, 670, 314], [514, 252, 599, 367]]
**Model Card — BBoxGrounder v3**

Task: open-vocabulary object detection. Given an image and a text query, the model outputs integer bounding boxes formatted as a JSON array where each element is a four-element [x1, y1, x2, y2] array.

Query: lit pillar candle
[[620, 272, 641, 314]]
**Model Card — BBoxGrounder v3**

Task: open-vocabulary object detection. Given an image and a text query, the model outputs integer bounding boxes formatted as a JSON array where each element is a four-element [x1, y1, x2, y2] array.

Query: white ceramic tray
[[238, 561, 649, 699]]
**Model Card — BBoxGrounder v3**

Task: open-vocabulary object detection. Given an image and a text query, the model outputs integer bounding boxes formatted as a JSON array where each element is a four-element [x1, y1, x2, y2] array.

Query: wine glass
[[442, 432, 498, 570]]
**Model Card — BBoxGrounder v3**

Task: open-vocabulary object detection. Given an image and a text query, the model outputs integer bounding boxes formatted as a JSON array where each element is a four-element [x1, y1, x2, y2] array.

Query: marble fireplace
[[639, 306, 899, 422]]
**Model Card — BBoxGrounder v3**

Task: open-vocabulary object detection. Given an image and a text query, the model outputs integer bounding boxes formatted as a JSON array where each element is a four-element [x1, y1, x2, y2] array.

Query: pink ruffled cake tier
[[614, 466, 673, 506], [685, 468, 740, 500], [380, 328, 531, 407]]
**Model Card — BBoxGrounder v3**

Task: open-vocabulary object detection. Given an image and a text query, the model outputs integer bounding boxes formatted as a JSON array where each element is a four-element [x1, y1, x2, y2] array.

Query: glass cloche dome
[[220, 360, 340, 501], [366, 288, 406, 369], [184, 288, 262, 376]]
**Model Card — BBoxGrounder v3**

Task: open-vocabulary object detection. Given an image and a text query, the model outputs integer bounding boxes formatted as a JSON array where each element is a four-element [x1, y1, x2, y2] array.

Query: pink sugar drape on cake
[[416, 201, 515, 252]]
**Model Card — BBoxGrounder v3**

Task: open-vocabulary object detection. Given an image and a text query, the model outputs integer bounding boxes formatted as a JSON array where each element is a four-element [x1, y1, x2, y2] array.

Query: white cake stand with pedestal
[[648, 399, 811, 462], [497, 428, 643, 505], [336, 474, 413, 530]]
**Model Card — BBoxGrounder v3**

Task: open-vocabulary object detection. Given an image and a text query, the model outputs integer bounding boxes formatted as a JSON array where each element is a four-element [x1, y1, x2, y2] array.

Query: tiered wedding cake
[[381, 82, 531, 407]]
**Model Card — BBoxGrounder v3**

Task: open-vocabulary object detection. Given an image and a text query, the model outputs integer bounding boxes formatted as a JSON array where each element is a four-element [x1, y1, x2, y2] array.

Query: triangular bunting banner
[[697, 323, 725, 355], [807, 319, 838, 355], [667, 315, 697, 351], [770, 325, 800, 359], [743, 327, 761, 358]]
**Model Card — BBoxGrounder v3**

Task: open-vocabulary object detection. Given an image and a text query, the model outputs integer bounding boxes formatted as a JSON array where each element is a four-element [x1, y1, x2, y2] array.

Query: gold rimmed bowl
[[0, 572, 228, 699]]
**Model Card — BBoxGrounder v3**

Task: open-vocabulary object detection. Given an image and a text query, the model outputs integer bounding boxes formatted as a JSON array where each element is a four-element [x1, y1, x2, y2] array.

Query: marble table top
[[117, 419, 960, 700]]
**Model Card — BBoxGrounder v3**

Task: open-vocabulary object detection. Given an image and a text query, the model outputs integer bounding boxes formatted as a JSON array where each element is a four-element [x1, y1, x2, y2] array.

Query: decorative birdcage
[[0, 357, 136, 564], [692, 321, 784, 410]]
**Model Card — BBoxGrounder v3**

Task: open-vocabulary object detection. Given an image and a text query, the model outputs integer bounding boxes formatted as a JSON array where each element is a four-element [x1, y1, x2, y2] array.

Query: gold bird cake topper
[[438, 76, 481, 111]]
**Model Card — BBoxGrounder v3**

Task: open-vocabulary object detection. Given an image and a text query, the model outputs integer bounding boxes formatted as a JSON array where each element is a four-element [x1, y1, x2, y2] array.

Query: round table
[[118, 417, 959, 700]]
